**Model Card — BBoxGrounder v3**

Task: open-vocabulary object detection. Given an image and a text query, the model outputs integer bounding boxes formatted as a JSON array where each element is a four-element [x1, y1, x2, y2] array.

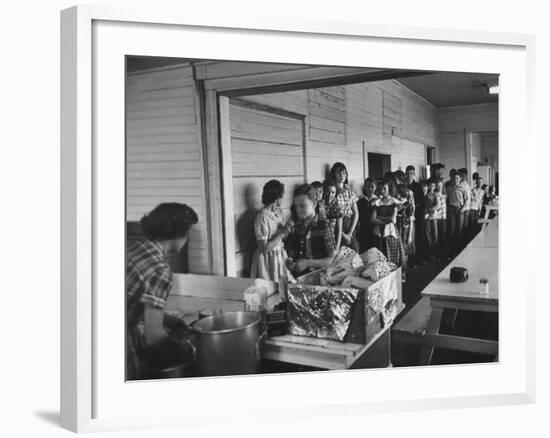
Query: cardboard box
[[290, 267, 402, 345]]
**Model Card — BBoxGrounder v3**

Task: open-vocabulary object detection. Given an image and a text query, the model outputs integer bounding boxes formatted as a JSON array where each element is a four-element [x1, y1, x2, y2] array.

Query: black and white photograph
[[125, 56, 499, 380]]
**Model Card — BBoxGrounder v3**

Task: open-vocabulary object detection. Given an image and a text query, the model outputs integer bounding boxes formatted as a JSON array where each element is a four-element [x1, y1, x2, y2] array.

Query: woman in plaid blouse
[[126, 203, 198, 380], [285, 184, 338, 277]]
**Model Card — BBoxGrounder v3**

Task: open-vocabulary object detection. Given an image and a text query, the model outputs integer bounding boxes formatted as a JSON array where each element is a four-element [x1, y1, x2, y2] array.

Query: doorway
[[368, 153, 391, 179]]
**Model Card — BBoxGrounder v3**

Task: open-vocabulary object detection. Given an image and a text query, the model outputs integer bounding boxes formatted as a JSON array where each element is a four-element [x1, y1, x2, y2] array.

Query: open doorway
[[368, 153, 391, 179]]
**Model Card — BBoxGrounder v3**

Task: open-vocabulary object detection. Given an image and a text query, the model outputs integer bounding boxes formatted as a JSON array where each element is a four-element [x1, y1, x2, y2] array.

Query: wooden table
[[393, 219, 498, 365], [418, 218, 499, 364], [470, 216, 498, 248], [478, 201, 499, 224]]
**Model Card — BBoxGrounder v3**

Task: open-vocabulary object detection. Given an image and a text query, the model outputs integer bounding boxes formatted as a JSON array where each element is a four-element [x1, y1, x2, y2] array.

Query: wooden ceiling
[[126, 57, 498, 108]]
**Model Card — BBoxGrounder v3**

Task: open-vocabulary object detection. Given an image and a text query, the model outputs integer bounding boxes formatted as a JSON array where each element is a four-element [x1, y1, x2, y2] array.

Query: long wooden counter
[[165, 271, 401, 371], [393, 218, 499, 364]]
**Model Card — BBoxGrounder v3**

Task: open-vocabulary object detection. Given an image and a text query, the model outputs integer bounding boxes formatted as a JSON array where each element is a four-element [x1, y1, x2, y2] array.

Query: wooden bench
[[392, 296, 434, 342], [392, 296, 498, 365]]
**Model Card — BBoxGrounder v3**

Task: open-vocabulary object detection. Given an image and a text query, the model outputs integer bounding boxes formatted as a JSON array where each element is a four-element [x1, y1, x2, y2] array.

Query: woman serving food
[[126, 202, 198, 380], [284, 184, 337, 277]]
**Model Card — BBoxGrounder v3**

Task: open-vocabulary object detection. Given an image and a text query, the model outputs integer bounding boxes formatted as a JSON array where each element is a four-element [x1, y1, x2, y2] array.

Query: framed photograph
[[61, 5, 536, 433]]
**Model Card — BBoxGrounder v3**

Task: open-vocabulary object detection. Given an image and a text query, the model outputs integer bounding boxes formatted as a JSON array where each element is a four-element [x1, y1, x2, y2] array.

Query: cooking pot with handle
[[191, 311, 265, 376]]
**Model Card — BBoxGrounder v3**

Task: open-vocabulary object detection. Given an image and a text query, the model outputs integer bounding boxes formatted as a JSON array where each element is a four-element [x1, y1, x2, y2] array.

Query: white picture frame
[[60, 5, 536, 433]]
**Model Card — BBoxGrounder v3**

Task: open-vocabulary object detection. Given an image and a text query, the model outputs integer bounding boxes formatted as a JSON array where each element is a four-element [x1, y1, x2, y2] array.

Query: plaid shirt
[[434, 192, 447, 220], [325, 198, 344, 232], [286, 214, 337, 261], [127, 240, 173, 328], [336, 184, 358, 218]]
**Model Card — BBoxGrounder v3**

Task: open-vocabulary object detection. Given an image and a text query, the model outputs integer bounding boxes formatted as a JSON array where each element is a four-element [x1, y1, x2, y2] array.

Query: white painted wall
[[438, 103, 498, 174], [126, 64, 210, 273]]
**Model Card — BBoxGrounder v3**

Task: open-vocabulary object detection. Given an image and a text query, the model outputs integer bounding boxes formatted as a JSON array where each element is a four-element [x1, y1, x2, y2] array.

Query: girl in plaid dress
[[371, 180, 407, 278], [329, 162, 359, 250], [323, 179, 344, 250]]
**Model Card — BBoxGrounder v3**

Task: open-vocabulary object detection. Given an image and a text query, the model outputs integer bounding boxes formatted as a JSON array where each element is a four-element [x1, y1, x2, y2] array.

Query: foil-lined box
[[288, 267, 402, 344], [286, 285, 359, 341]]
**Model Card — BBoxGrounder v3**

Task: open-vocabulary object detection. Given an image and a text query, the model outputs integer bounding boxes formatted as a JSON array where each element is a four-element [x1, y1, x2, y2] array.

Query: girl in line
[[396, 184, 416, 259], [356, 177, 378, 253], [323, 179, 344, 251], [371, 180, 407, 280], [250, 180, 293, 283], [330, 162, 359, 250]]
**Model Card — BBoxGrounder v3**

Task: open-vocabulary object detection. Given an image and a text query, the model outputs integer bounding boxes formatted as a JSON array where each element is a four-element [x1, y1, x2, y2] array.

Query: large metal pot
[[191, 311, 264, 376]]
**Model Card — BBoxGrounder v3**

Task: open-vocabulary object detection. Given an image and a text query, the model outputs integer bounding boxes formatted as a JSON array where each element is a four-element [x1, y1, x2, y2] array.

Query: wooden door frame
[[199, 66, 432, 276]]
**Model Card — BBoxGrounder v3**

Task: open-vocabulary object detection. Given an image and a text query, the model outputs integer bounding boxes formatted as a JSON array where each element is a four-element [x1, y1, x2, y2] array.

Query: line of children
[[250, 161, 494, 285]]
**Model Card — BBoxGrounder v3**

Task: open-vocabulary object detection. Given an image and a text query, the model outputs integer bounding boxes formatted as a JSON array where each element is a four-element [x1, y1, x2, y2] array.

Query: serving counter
[[164, 270, 402, 372]]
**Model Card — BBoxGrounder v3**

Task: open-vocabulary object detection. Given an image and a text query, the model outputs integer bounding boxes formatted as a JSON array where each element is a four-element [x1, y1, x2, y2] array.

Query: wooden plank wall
[[229, 102, 305, 276], [242, 79, 438, 192], [438, 103, 498, 174], [126, 64, 210, 274]]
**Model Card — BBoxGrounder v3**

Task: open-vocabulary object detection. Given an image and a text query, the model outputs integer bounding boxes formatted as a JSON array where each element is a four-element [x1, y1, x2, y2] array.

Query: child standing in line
[[458, 168, 472, 242], [396, 184, 416, 259], [330, 162, 359, 250], [372, 180, 407, 281], [483, 185, 498, 219], [323, 179, 344, 251], [310, 181, 326, 220], [446, 172, 466, 256], [423, 180, 440, 262], [470, 176, 485, 235], [250, 180, 293, 283], [434, 178, 448, 260], [357, 178, 378, 253]]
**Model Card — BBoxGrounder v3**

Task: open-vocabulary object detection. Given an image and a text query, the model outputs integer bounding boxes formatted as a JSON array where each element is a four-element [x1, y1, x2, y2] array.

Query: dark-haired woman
[[126, 202, 198, 380], [329, 162, 359, 250], [285, 184, 337, 277], [250, 180, 293, 283]]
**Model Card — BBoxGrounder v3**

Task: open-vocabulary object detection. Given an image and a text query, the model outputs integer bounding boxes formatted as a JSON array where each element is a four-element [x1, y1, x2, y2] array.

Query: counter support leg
[[418, 307, 444, 365]]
